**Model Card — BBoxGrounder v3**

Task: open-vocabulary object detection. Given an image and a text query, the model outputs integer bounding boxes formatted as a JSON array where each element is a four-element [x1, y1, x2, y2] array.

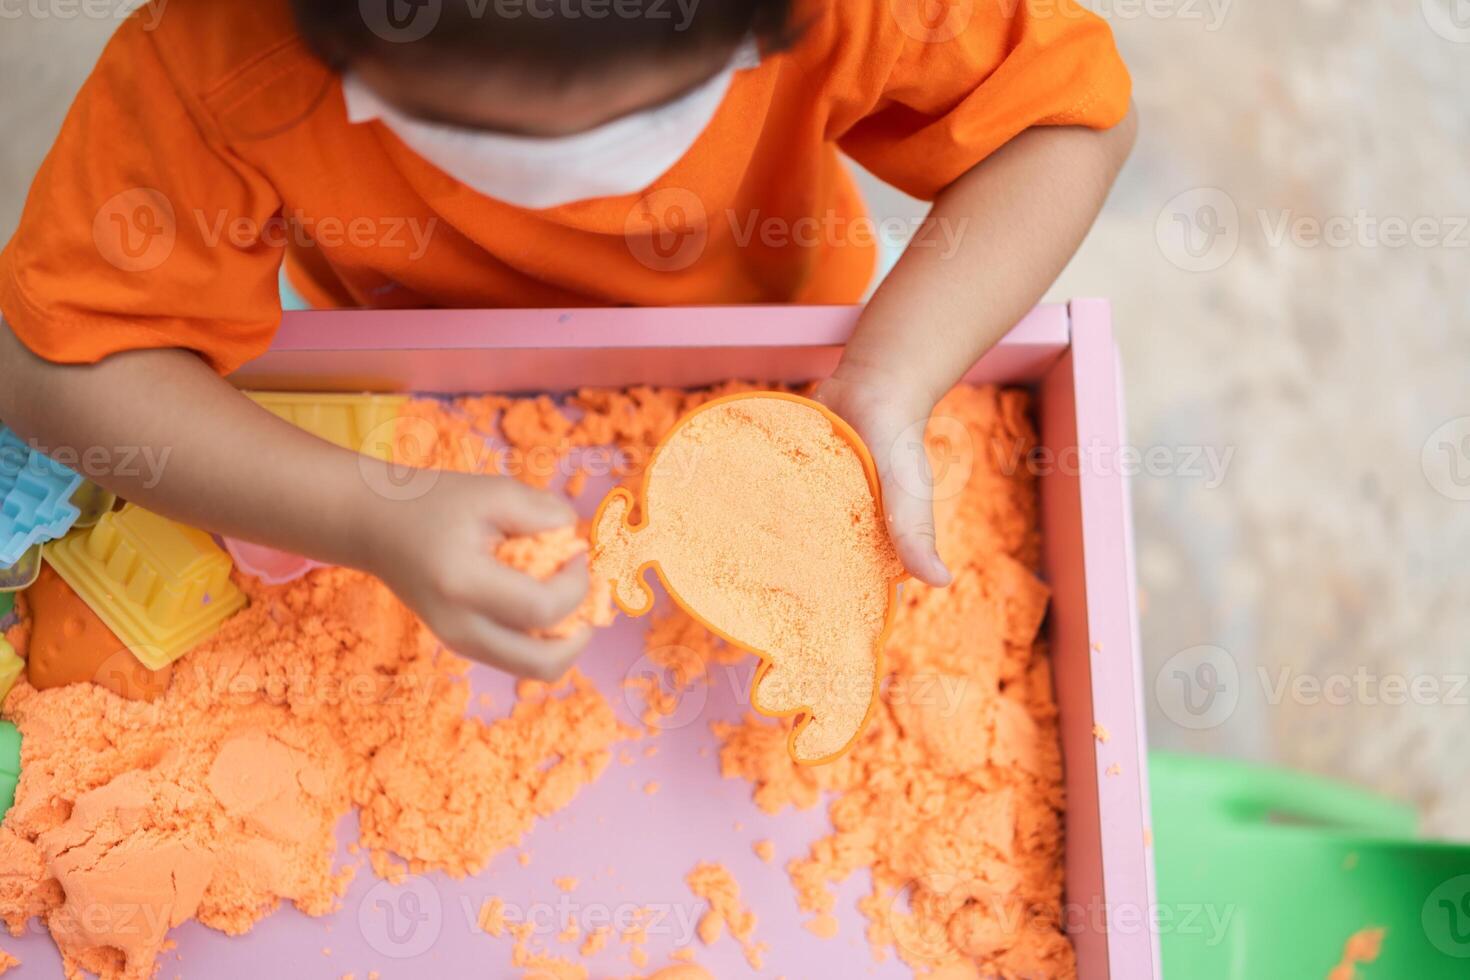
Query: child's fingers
[[468, 554, 591, 633], [455, 616, 592, 682], [485, 477, 579, 536], [880, 445, 953, 588]]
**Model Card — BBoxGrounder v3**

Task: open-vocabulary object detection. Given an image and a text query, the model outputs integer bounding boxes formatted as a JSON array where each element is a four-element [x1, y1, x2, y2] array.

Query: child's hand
[[364, 470, 593, 679], [815, 370, 953, 588]]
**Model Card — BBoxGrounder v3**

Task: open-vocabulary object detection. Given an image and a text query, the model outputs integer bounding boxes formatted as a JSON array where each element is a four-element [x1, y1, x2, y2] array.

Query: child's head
[[295, 0, 797, 136]]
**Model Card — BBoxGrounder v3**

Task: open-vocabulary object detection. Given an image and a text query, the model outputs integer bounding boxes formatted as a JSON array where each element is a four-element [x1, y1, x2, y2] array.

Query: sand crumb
[[1106, 763, 1123, 777], [685, 862, 761, 965], [1327, 926, 1385, 980], [579, 925, 610, 956], [509, 920, 586, 979], [635, 966, 713, 980], [564, 469, 589, 499], [554, 877, 578, 893], [752, 840, 775, 863], [804, 912, 839, 939], [1092, 724, 1111, 743], [479, 898, 507, 937]]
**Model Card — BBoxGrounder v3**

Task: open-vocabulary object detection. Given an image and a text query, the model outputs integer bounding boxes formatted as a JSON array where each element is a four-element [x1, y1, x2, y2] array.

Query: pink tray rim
[[231, 299, 1157, 980]]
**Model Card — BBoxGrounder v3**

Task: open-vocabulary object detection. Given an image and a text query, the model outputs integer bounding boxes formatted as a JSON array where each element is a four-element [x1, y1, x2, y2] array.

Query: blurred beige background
[[3, 2, 1468, 831]]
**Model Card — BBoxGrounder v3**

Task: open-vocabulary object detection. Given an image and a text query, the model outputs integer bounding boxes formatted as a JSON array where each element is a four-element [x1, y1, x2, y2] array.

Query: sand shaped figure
[[591, 392, 907, 765]]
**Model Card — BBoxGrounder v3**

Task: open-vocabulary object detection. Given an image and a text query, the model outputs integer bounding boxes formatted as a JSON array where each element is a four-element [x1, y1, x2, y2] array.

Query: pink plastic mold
[[220, 538, 326, 586]]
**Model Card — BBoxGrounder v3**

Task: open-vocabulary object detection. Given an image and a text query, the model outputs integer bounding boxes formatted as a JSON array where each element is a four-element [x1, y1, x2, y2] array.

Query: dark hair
[[294, 0, 799, 72]]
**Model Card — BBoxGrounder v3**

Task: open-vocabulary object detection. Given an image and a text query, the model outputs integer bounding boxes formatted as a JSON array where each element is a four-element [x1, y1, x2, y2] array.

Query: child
[[0, 0, 1134, 680]]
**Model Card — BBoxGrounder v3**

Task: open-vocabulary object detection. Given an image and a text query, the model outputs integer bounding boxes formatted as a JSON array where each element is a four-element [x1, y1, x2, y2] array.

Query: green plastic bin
[[0, 721, 19, 817], [1152, 752, 1470, 977]]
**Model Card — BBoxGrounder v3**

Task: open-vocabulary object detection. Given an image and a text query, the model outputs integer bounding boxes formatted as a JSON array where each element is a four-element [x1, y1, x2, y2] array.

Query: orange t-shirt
[[0, 0, 1130, 375]]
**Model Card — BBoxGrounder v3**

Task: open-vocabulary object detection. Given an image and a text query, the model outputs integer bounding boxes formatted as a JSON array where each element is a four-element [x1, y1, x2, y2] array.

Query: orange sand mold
[[592, 393, 905, 765], [23, 564, 172, 702]]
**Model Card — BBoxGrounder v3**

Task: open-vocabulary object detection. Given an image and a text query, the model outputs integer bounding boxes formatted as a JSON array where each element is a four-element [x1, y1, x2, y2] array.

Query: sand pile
[[0, 381, 1068, 979], [629, 385, 1074, 977]]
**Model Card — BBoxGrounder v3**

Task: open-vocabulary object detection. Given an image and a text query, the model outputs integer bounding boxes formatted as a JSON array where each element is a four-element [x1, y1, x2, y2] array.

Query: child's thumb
[[880, 441, 952, 588]]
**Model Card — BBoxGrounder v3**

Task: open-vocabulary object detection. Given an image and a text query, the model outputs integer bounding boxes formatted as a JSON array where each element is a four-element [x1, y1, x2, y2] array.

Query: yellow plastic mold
[[247, 392, 406, 461], [43, 504, 246, 670], [0, 636, 22, 706]]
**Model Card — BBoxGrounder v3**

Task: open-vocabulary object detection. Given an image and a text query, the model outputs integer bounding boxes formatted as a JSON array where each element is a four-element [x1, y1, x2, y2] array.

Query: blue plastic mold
[[0, 426, 82, 567]]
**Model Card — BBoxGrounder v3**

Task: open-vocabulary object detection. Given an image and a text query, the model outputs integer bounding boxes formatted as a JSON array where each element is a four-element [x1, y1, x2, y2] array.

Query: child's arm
[[0, 319, 591, 679], [818, 107, 1139, 586]]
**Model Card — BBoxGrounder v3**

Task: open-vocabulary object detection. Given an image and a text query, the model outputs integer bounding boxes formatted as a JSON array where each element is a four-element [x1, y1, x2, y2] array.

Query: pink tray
[[6, 302, 1156, 979]]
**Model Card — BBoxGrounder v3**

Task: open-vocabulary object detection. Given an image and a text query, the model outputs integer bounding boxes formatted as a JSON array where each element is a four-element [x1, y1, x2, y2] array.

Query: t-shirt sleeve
[[0, 15, 285, 375], [824, 0, 1133, 201]]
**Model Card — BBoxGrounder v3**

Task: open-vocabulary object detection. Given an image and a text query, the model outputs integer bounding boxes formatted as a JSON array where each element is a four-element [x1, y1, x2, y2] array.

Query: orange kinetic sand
[[1, 572, 629, 977], [1326, 926, 1385, 980], [636, 385, 1072, 977], [496, 527, 616, 638], [0, 381, 1066, 979], [686, 862, 765, 969], [637, 967, 713, 980], [23, 565, 172, 701], [592, 393, 905, 765]]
